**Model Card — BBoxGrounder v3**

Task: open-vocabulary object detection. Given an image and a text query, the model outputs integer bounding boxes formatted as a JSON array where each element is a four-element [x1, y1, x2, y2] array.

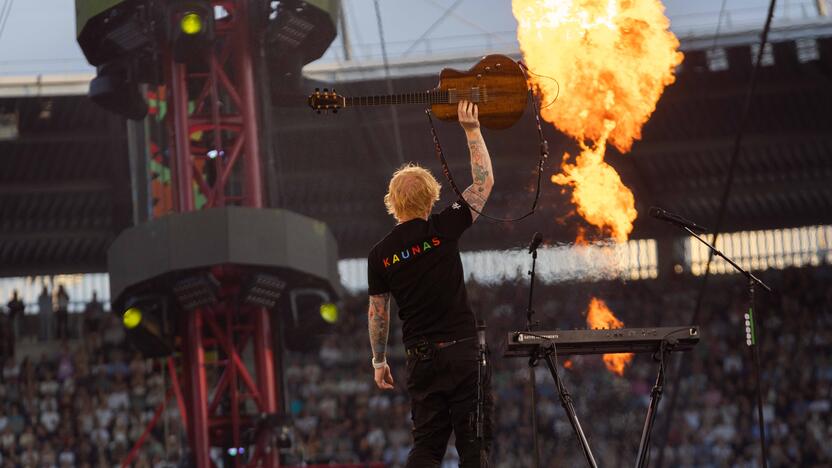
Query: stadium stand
[[2, 264, 829, 467]]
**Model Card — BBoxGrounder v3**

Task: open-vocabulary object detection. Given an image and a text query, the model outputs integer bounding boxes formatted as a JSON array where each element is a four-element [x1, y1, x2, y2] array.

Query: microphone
[[648, 207, 708, 233], [528, 232, 543, 253]]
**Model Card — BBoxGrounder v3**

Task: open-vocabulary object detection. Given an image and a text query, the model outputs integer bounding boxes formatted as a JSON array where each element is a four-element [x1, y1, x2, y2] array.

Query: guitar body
[[431, 54, 528, 130]]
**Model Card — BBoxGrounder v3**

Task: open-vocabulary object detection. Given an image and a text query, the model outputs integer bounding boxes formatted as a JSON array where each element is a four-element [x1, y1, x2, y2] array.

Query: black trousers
[[405, 342, 493, 468]]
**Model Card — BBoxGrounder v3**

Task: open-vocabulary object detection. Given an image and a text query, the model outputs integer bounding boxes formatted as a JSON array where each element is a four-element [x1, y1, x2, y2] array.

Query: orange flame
[[586, 297, 633, 375], [513, 0, 683, 240], [551, 133, 637, 242]]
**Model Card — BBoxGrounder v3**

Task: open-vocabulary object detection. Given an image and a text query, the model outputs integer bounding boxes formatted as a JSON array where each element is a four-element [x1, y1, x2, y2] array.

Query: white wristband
[[372, 357, 387, 369]]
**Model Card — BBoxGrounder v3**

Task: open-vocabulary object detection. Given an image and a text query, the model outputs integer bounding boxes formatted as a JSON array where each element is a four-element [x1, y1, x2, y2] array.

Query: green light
[[123, 307, 143, 329], [320, 303, 338, 324], [180, 12, 204, 35]]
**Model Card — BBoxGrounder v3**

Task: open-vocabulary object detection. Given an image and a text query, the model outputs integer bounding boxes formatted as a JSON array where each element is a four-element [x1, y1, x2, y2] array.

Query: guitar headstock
[[308, 88, 345, 114]]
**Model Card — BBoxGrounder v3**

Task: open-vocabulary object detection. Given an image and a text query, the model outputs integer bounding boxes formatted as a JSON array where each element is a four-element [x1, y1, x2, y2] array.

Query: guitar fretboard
[[344, 88, 484, 107]]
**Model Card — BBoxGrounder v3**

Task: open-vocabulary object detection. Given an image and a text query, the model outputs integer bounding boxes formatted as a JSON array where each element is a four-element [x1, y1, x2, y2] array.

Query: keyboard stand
[[538, 337, 680, 468], [635, 339, 674, 468], [540, 344, 598, 468]]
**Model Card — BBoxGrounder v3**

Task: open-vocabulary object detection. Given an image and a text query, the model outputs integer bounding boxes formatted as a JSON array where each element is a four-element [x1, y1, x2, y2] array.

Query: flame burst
[[513, 0, 682, 240], [586, 297, 633, 375]]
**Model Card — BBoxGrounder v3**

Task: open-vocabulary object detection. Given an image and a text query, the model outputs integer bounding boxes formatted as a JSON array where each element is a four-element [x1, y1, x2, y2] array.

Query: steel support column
[[185, 309, 212, 467], [161, 2, 280, 465], [235, 0, 264, 208], [171, 63, 195, 212], [254, 306, 279, 467]]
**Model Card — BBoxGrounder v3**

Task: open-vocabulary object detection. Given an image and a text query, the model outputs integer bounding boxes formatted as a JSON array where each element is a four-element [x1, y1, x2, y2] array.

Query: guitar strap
[[425, 61, 549, 223]]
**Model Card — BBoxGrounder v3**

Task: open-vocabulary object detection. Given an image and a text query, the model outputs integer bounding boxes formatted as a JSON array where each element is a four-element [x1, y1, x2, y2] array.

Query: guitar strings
[[346, 68, 559, 108]]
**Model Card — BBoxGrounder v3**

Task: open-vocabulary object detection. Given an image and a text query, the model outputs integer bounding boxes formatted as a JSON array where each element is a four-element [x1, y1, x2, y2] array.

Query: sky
[[0, 0, 826, 76]]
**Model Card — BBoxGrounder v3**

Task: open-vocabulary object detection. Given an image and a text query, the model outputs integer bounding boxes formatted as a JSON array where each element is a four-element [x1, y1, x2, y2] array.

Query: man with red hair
[[366, 100, 494, 467]]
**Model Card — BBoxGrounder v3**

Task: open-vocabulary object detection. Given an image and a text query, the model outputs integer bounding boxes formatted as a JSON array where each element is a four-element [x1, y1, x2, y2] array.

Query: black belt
[[406, 336, 476, 360]]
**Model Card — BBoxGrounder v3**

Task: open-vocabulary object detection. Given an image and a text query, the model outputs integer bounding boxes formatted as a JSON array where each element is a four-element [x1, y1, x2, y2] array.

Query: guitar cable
[[425, 60, 558, 223]]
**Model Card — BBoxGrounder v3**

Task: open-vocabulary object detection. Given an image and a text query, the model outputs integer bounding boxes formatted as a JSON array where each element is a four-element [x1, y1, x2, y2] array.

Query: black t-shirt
[[368, 199, 475, 347]]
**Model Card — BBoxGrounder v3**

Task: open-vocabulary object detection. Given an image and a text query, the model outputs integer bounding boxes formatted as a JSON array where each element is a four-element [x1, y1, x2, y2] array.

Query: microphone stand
[[683, 226, 772, 468], [476, 319, 488, 468], [526, 246, 541, 468]]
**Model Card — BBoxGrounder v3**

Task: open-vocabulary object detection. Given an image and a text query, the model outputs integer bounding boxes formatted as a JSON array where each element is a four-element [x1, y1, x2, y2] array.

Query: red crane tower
[[86, 1, 342, 466]]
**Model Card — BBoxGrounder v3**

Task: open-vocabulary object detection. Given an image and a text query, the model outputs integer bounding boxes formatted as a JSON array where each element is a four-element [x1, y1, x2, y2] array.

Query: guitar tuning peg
[[315, 88, 320, 92], [323, 88, 329, 92], [316, 110, 321, 114], [332, 109, 338, 114]]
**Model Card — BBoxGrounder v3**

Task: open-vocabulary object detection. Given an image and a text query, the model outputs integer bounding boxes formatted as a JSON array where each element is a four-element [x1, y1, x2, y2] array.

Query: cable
[[519, 64, 560, 109], [654, 1, 779, 467], [425, 60, 551, 223], [710, 0, 731, 52], [0, 0, 13, 44], [372, 0, 405, 165]]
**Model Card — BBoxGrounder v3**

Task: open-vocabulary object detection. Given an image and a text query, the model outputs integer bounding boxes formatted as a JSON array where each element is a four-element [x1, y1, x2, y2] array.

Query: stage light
[[121, 295, 173, 358], [180, 12, 204, 35], [227, 447, 238, 457], [89, 62, 148, 120], [173, 273, 219, 311], [243, 274, 286, 309], [266, 0, 339, 105], [167, 2, 215, 63], [75, 0, 155, 66], [320, 302, 338, 323], [123, 307, 143, 329], [282, 288, 338, 352]]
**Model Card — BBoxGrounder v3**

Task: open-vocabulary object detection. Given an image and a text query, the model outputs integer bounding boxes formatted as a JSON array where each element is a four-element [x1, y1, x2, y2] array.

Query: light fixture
[[168, 2, 215, 63], [243, 274, 286, 309], [123, 307, 143, 329], [173, 273, 219, 311], [75, 0, 154, 66], [180, 12, 204, 35], [121, 294, 172, 358], [319, 302, 338, 323], [89, 62, 148, 120]]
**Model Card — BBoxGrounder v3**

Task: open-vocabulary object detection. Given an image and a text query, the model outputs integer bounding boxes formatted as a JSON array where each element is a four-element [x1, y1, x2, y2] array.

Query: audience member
[[37, 286, 52, 342], [83, 291, 104, 348], [54, 284, 70, 340], [6, 291, 24, 343]]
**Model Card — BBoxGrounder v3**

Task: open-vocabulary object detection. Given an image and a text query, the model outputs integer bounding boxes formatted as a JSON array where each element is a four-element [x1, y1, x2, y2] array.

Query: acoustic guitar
[[307, 54, 529, 130]]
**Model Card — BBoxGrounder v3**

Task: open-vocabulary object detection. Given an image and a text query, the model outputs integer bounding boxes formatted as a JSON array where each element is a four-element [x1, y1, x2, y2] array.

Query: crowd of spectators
[[0, 306, 184, 466], [282, 265, 832, 467], [1, 266, 829, 467]]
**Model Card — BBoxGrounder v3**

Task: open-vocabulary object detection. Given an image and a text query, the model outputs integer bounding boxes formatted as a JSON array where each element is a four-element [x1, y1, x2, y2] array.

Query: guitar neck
[[344, 89, 451, 107]]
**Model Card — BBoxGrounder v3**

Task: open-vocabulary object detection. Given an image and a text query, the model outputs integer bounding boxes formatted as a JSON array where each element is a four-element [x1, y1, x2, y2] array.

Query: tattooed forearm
[[368, 293, 391, 361], [469, 141, 489, 185], [473, 164, 489, 188], [463, 188, 487, 213], [463, 129, 494, 221]]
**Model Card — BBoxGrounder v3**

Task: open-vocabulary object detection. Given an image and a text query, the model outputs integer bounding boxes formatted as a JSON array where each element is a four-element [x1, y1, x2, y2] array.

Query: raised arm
[[368, 293, 394, 390], [458, 100, 494, 222]]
